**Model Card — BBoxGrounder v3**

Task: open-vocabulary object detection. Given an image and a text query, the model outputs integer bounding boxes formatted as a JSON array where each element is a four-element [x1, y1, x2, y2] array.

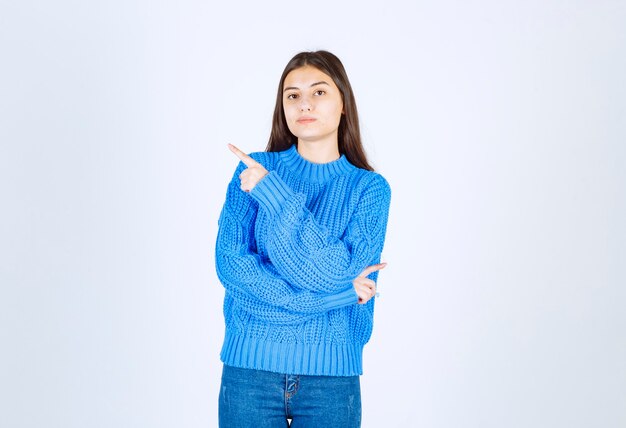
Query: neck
[[296, 138, 340, 164], [280, 144, 354, 183]]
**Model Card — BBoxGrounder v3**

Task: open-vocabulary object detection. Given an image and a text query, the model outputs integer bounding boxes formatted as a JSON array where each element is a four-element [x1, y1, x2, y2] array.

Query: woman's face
[[282, 66, 344, 146]]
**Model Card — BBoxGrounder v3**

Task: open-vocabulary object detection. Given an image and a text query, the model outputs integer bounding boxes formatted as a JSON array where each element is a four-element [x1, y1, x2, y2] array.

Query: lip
[[296, 117, 317, 124]]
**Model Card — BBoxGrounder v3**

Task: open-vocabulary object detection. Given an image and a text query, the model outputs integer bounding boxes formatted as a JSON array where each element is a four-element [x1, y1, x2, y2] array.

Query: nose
[[299, 96, 312, 112]]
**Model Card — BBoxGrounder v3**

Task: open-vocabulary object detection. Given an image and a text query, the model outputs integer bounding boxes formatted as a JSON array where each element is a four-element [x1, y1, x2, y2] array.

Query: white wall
[[1, 1, 624, 427]]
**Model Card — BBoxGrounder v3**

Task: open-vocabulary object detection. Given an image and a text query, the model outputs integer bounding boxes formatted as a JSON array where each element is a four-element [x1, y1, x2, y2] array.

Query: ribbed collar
[[279, 144, 355, 183]]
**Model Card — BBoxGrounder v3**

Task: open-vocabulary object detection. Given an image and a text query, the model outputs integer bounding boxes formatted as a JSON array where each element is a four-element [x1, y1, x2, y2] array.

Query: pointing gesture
[[228, 144, 269, 192], [353, 262, 387, 304]]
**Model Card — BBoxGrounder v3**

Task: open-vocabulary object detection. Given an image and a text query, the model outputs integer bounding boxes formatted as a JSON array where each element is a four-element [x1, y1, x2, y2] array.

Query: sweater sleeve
[[215, 161, 358, 325], [249, 170, 391, 294]]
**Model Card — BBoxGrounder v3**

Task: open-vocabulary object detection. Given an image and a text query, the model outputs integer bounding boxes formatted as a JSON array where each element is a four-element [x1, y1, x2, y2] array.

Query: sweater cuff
[[321, 287, 358, 311], [250, 171, 295, 216]]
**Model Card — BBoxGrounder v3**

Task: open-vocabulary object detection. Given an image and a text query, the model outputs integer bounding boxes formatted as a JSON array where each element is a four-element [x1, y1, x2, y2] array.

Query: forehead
[[283, 66, 337, 89]]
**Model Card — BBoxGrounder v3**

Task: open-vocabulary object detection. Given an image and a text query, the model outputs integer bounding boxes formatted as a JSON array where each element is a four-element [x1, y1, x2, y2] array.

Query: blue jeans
[[219, 364, 362, 427]]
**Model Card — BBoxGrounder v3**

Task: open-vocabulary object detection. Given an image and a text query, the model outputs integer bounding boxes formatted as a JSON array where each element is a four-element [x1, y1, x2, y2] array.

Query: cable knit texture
[[216, 144, 391, 376]]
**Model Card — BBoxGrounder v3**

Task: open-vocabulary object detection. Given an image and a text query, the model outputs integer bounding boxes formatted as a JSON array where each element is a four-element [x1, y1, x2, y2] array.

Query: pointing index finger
[[358, 262, 387, 278], [228, 144, 258, 168]]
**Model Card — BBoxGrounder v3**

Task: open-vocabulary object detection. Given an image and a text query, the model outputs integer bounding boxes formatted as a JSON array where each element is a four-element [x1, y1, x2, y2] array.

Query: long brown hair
[[265, 50, 374, 171]]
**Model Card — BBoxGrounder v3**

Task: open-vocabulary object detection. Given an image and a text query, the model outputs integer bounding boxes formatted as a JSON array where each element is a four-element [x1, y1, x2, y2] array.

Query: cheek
[[283, 105, 298, 123], [332, 100, 344, 121], [331, 105, 344, 125], [283, 107, 298, 134]]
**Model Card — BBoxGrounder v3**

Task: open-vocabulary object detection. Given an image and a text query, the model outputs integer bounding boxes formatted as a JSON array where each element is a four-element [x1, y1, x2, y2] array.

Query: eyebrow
[[283, 81, 330, 92]]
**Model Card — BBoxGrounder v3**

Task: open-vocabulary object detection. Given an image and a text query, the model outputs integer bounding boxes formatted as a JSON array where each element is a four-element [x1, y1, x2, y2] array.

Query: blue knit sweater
[[216, 144, 391, 376]]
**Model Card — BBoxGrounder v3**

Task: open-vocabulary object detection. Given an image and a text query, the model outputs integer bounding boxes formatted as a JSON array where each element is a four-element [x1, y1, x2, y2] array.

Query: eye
[[286, 93, 299, 100], [314, 90, 326, 96]]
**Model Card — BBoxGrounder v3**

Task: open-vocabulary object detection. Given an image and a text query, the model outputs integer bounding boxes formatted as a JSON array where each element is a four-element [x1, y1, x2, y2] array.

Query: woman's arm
[[215, 163, 358, 325], [227, 145, 391, 294], [251, 171, 391, 294]]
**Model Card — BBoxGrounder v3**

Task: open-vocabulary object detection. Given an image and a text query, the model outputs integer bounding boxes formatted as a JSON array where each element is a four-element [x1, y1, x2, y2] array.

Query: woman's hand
[[353, 263, 387, 304], [228, 144, 269, 192]]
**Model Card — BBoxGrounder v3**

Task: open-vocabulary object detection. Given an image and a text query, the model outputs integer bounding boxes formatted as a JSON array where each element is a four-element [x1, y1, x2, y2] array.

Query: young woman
[[216, 50, 391, 427]]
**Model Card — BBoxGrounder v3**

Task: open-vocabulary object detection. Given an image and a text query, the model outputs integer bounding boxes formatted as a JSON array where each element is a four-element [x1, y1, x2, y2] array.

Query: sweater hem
[[220, 332, 364, 376]]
